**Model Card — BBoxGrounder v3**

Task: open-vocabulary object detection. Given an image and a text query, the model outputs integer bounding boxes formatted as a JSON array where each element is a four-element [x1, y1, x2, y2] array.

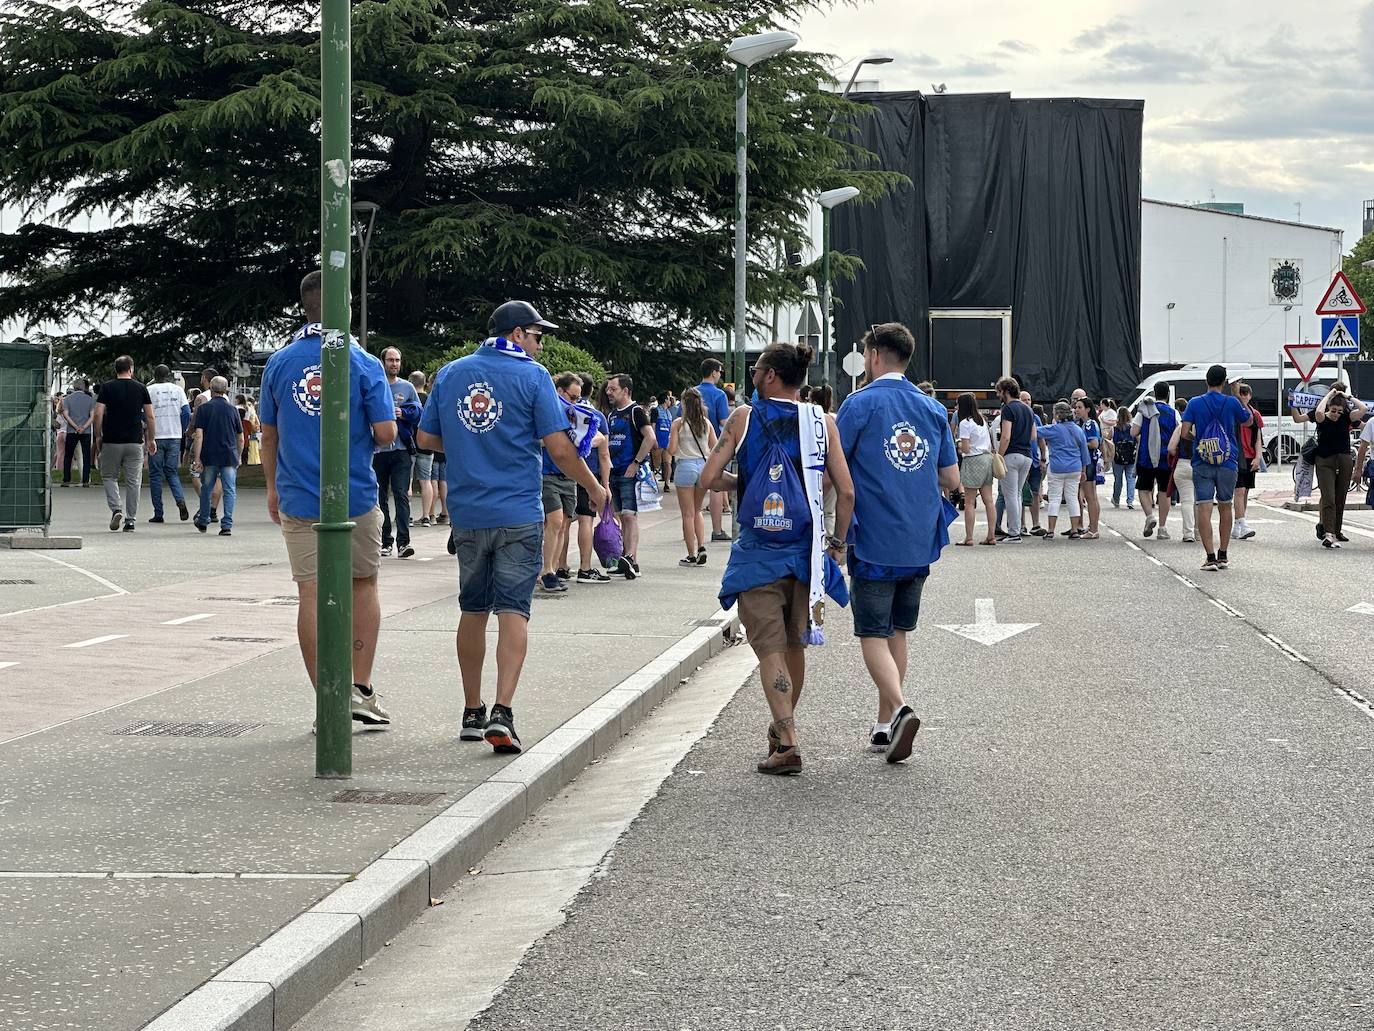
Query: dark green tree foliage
[[1341, 232, 1374, 360], [0, 0, 896, 379]]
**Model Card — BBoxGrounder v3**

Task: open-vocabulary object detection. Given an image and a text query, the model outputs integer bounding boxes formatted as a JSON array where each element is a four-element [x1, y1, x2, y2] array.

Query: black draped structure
[[832, 92, 1143, 403]]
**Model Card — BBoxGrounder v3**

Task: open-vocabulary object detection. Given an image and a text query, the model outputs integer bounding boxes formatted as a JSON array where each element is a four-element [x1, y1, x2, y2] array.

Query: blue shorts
[[429, 457, 445, 482], [850, 574, 926, 639], [413, 452, 434, 481], [655, 431, 671, 450], [610, 472, 638, 514], [673, 458, 706, 487], [1192, 463, 1238, 504], [454, 522, 543, 619]]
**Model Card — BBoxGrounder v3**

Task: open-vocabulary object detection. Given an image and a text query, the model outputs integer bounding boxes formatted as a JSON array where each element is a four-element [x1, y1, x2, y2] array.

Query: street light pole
[[317, 0, 353, 779], [818, 187, 860, 384], [1165, 301, 1175, 363], [352, 201, 379, 352], [727, 31, 799, 391]]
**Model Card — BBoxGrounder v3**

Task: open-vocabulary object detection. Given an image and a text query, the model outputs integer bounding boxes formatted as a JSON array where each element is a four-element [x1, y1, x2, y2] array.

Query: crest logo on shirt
[[291, 364, 324, 417], [754, 492, 794, 532], [457, 382, 502, 433], [767, 463, 784, 483], [883, 421, 929, 472]]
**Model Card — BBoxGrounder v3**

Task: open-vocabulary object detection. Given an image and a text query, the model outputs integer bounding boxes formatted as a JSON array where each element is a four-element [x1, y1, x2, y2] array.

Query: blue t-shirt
[[837, 377, 958, 576], [1038, 421, 1090, 475], [259, 331, 394, 520], [697, 381, 731, 433], [193, 396, 243, 468], [998, 400, 1035, 459], [1079, 417, 1101, 467], [1135, 402, 1178, 470], [1183, 392, 1251, 470], [378, 378, 421, 453], [419, 346, 566, 530], [586, 409, 608, 478]]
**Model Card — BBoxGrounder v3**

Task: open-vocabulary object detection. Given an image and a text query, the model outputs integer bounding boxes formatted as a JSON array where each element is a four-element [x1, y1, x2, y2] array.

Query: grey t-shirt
[[61, 390, 95, 431]]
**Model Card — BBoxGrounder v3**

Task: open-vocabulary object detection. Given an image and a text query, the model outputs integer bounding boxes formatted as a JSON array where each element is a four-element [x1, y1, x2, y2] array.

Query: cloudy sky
[[796, 0, 1374, 245]]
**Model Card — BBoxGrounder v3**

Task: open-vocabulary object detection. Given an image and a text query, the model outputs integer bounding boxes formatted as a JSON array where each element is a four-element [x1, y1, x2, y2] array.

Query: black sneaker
[[148, 515, 165, 524], [380, 544, 393, 557], [628, 556, 641, 575], [994, 528, 1008, 540], [696, 546, 707, 565], [556, 567, 571, 580], [109, 510, 123, 531], [1202, 554, 1219, 571], [540, 572, 567, 592], [1336, 531, 1351, 543], [868, 726, 891, 752], [447, 533, 457, 556], [886, 704, 920, 764], [711, 531, 731, 542], [576, 568, 612, 583], [218, 527, 231, 536], [1316, 522, 1326, 541], [436, 513, 449, 525], [484, 705, 522, 754], [460, 704, 487, 741], [178, 500, 189, 521], [398, 545, 415, 559], [194, 520, 208, 533], [616, 556, 640, 580], [679, 556, 699, 567], [1029, 526, 1047, 537], [1215, 550, 1228, 569], [209, 508, 218, 523], [1003, 534, 1022, 543], [122, 519, 135, 532]]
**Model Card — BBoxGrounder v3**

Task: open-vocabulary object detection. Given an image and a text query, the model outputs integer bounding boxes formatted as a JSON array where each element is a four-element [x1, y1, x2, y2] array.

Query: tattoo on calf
[[774, 716, 796, 730], [770, 672, 790, 694], [353, 639, 364, 651]]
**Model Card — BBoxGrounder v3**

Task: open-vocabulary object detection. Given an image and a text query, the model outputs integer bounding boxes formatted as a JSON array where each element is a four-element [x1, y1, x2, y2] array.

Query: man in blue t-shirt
[[837, 322, 958, 764], [259, 271, 397, 730], [1176, 363, 1252, 571], [697, 358, 733, 542], [190, 377, 243, 535], [418, 300, 607, 755], [1131, 381, 1179, 540]]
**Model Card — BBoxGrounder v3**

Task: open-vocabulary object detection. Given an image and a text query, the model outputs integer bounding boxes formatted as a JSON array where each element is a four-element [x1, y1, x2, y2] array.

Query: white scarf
[[482, 336, 536, 362], [798, 401, 829, 645]]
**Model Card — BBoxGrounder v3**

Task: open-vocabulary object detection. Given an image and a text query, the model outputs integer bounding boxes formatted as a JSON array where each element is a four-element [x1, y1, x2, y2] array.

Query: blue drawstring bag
[[737, 416, 809, 545]]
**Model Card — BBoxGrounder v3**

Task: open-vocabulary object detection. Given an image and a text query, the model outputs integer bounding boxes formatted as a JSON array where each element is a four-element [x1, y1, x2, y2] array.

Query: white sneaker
[[350, 685, 391, 728], [1143, 517, 1157, 538], [1181, 535, 1196, 543], [1156, 527, 1171, 541]]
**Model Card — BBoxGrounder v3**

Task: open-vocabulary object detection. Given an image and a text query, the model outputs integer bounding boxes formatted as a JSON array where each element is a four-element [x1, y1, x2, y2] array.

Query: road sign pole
[[316, 0, 353, 779]]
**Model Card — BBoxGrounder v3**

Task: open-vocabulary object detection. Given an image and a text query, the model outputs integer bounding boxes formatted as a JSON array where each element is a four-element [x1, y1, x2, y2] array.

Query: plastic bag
[[593, 502, 623, 568], [635, 463, 662, 513]]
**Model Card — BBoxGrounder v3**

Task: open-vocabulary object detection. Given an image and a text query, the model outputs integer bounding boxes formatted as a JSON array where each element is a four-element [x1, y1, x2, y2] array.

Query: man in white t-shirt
[[1355, 418, 1374, 496], [147, 364, 191, 522]]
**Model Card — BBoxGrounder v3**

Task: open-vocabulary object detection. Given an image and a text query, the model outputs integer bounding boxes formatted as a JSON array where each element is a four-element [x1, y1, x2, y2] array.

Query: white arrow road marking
[[161, 613, 214, 626], [64, 634, 128, 649], [1346, 602, 1374, 616], [936, 598, 1039, 647], [0, 662, 18, 671]]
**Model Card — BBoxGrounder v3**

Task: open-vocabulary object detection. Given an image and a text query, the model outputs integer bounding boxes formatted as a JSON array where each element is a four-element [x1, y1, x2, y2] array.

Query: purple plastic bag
[[593, 502, 623, 567]]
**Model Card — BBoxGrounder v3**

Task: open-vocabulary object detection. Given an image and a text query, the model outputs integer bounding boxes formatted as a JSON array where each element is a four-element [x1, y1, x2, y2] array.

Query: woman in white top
[[956, 392, 996, 546], [668, 387, 718, 567]]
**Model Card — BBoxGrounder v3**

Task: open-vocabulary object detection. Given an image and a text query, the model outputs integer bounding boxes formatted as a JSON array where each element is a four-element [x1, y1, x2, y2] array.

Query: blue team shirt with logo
[[837, 377, 958, 575], [697, 381, 731, 433], [258, 332, 393, 521], [420, 347, 566, 530]]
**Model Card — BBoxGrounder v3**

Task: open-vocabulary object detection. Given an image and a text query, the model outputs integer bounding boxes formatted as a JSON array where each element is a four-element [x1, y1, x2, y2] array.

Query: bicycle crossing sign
[[1321, 316, 1360, 355], [1315, 270, 1366, 316]]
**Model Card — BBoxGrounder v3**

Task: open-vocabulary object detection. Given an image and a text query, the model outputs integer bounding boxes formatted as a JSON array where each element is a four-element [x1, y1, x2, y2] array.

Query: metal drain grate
[[113, 720, 264, 738], [211, 636, 279, 644], [332, 790, 445, 806], [0, 579, 36, 585]]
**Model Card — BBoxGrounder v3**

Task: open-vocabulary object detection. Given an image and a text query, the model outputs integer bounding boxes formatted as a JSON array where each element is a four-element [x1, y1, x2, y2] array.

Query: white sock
[[873, 721, 891, 735]]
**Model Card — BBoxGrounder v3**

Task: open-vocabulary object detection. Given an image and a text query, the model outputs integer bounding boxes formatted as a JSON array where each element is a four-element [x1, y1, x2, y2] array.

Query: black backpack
[[1113, 435, 1136, 467]]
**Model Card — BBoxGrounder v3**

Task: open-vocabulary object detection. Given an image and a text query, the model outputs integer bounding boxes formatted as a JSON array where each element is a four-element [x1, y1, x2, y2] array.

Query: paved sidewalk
[[0, 486, 735, 1031]]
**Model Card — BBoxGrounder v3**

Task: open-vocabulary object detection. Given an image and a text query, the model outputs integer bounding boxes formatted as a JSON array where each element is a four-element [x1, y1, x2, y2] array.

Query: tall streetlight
[[727, 30, 799, 388], [352, 201, 379, 351], [1165, 301, 1175, 363], [840, 55, 893, 97], [818, 187, 860, 383]]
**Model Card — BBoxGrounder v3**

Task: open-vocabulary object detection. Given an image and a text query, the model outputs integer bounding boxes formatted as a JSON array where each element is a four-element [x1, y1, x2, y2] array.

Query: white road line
[[1124, 540, 1143, 552], [0, 593, 117, 621], [0, 870, 348, 881], [31, 552, 128, 595], [1254, 501, 1374, 540], [161, 613, 214, 626], [1173, 573, 1198, 589], [0, 662, 17, 671], [1146, 555, 1163, 566], [417, 557, 435, 562], [64, 634, 128, 649]]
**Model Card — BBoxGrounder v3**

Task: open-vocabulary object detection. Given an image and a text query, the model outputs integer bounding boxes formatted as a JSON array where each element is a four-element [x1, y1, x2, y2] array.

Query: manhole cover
[[0, 579, 36, 585], [332, 790, 445, 806], [113, 720, 264, 738], [211, 636, 280, 644]]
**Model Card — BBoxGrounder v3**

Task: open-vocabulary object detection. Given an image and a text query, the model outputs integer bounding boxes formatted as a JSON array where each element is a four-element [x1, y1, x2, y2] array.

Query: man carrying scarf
[[701, 342, 855, 777], [418, 301, 607, 754]]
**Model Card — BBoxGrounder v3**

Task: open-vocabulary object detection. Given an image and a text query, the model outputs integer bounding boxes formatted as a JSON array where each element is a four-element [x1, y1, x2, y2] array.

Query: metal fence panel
[[0, 340, 52, 531]]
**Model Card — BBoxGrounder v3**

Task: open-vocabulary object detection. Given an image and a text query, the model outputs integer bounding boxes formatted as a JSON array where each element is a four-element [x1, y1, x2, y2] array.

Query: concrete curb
[[142, 609, 738, 1031]]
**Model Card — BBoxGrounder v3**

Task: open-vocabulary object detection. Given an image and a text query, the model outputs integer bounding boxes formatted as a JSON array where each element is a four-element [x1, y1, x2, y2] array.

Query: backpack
[[1193, 394, 1236, 467], [738, 408, 809, 545], [1113, 435, 1136, 467]]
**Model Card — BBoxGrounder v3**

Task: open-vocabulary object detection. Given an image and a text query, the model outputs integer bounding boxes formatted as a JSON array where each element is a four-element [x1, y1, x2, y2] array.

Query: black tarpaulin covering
[[833, 92, 1143, 403]]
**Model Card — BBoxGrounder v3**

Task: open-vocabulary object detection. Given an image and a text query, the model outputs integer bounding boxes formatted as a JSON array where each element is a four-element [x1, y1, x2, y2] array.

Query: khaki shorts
[[280, 506, 383, 583], [737, 576, 810, 657]]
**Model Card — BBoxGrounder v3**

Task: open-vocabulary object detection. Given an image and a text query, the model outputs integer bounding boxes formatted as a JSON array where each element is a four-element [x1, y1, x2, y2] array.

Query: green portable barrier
[[0, 339, 52, 531]]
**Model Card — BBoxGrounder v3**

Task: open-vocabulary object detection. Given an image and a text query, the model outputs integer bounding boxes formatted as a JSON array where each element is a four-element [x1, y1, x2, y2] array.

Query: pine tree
[[0, 0, 897, 378]]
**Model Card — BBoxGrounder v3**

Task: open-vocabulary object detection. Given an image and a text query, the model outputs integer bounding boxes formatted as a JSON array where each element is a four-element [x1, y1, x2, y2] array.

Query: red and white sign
[[1315, 271, 1366, 316], [1284, 342, 1324, 382]]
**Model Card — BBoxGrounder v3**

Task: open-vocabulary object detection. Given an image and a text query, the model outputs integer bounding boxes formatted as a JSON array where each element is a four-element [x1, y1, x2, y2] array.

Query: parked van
[[1123, 362, 1345, 464]]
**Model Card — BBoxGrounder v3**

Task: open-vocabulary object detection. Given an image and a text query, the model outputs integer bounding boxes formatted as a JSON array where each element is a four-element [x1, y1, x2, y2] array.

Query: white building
[[1142, 199, 1344, 367]]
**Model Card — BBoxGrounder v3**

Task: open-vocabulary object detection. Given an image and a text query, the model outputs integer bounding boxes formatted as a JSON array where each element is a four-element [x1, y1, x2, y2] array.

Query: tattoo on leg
[[770, 672, 790, 694], [353, 639, 364, 651], [774, 716, 795, 731]]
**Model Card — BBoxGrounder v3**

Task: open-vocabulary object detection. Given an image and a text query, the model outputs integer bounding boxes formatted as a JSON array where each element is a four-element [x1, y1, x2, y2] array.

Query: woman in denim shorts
[[668, 387, 717, 567]]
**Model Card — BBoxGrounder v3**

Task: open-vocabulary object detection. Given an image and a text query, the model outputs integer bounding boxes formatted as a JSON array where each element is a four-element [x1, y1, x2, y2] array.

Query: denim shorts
[[1192, 463, 1238, 504], [414, 452, 434, 481], [850, 574, 926, 639], [673, 458, 706, 488], [610, 472, 638, 514], [429, 457, 446, 482], [454, 521, 543, 619]]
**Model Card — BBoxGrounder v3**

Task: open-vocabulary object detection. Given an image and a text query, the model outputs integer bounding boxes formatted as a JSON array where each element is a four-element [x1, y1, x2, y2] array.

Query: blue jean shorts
[[673, 458, 706, 488], [429, 457, 446, 482], [414, 452, 434, 481], [1192, 463, 1238, 504], [850, 574, 926, 639], [454, 521, 543, 619], [610, 472, 638, 514]]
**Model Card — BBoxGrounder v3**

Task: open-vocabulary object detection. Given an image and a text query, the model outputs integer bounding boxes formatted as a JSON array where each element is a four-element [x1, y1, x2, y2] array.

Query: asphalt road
[[455, 483, 1374, 1031]]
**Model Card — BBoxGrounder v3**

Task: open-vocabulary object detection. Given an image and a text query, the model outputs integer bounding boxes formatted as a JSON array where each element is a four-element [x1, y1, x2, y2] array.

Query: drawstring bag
[[737, 414, 809, 545], [593, 502, 623, 567], [635, 462, 662, 512]]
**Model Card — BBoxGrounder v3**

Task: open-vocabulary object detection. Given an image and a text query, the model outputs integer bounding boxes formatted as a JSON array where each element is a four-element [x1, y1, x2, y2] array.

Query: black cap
[[491, 300, 558, 335]]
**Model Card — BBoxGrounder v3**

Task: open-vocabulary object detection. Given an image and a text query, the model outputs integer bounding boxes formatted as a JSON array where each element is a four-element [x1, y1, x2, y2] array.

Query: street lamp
[[841, 55, 893, 97], [818, 187, 860, 383], [727, 30, 798, 388], [352, 201, 379, 351], [1165, 302, 1175, 363]]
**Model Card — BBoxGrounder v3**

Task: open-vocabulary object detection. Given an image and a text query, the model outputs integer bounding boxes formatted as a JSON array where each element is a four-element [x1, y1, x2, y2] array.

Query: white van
[[1122, 362, 1344, 464]]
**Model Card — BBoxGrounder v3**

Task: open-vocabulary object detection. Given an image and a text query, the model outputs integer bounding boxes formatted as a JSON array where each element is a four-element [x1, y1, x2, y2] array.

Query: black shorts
[[575, 484, 597, 518], [1235, 464, 1257, 490], [1136, 467, 1171, 493]]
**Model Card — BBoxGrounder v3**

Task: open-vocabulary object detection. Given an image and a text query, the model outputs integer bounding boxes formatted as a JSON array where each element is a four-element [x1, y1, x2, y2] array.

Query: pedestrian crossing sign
[[1321, 316, 1359, 355]]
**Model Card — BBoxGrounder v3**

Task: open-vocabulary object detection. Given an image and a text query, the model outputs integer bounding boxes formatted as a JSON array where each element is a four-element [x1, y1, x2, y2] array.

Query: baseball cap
[[491, 300, 559, 335]]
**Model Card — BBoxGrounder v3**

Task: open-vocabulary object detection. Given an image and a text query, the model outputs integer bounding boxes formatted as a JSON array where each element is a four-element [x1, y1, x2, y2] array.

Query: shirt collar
[[875, 372, 906, 383]]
